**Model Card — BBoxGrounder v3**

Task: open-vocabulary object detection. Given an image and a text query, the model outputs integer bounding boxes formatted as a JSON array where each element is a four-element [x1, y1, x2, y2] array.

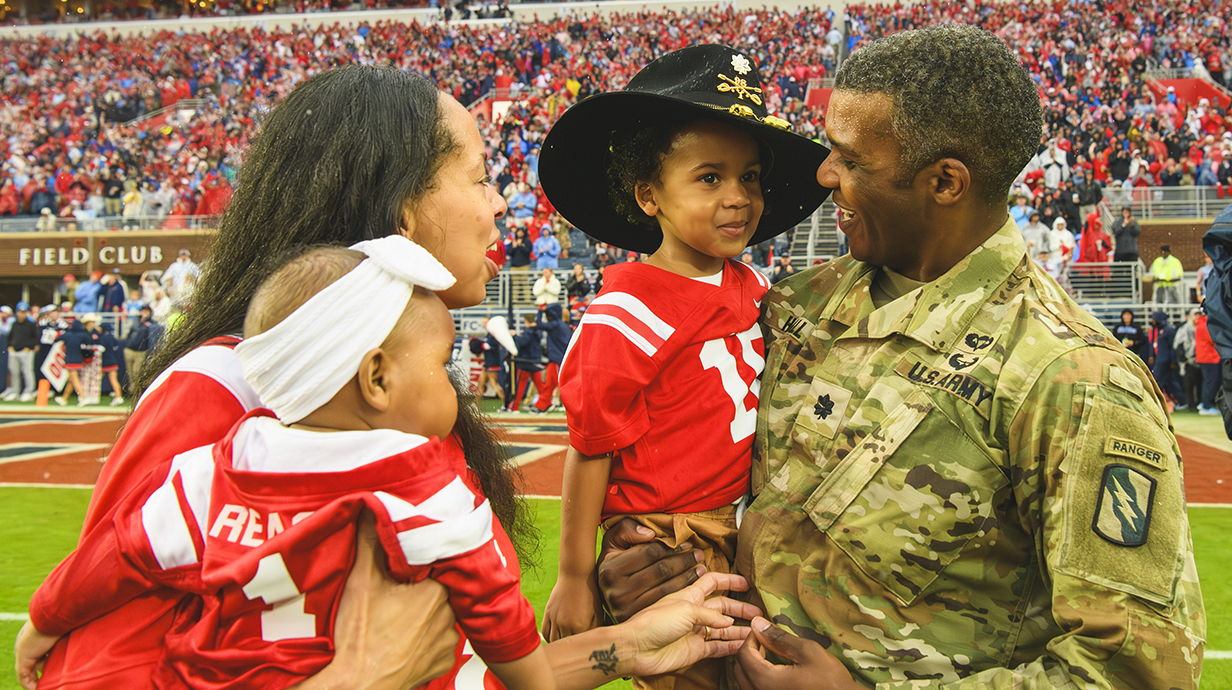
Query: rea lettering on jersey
[[208, 504, 314, 547]]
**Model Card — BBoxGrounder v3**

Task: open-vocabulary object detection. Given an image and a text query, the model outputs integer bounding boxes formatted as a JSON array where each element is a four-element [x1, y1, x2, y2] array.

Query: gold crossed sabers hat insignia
[[717, 74, 763, 106]]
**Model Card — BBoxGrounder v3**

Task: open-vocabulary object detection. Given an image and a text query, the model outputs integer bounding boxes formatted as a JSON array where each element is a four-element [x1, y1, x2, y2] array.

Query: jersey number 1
[[241, 552, 317, 642], [699, 323, 764, 443]]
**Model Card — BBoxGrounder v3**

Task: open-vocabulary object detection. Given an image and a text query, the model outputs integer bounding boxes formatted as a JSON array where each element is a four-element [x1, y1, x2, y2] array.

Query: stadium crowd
[[2, 0, 1230, 235]]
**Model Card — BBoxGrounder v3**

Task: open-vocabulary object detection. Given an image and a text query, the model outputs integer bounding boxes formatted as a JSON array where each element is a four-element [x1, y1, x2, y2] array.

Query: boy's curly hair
[[606, 120, 683, 228]]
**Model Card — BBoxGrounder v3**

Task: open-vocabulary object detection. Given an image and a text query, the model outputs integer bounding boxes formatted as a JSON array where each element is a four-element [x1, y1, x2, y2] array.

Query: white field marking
[[523, 494, 562, 501], [0, 613, 29, 622], [1175, 432, 1232, 454], [0, 443, 111, 466], [1187, 503, 1232, 508], [1207, 651, 1232, 660], [508, 444, 567, 467], [0, 482, 94, 489]]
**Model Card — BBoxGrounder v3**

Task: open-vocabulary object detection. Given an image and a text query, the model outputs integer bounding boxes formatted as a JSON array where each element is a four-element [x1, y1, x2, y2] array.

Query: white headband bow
[[235, 235, 456, 425]]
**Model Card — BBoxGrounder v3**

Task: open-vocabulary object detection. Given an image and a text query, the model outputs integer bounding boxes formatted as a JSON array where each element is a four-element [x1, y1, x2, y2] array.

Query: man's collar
[[821, 217, 1026, 353]]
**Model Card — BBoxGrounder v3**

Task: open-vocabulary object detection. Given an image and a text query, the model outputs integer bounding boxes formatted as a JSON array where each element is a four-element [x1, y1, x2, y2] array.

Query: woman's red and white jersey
[[559, 260, 770, 516]]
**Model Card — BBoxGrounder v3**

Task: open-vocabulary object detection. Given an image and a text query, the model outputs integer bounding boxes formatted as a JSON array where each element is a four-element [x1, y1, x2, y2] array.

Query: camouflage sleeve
[[937, 347, 1206, 690]]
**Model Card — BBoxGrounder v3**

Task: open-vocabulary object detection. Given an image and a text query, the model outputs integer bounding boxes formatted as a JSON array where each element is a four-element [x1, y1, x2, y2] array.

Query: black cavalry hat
[[538, 44, 832, 255]]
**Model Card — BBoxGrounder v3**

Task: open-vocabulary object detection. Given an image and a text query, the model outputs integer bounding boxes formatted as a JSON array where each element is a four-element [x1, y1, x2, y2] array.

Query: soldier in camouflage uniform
[[596, 25, 1204, 690], [731, 25, 1205, 690]]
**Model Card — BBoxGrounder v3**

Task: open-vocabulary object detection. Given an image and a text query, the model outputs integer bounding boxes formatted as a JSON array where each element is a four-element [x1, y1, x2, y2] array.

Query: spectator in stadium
[[533, 302, 571, 413], [2, 304, 39, 402], [1195, 310, 1223, 415], [1114, 308, 1150, 362], [35, 207, 56, 232], [50, 315, 93, 407], [597, 25, 1204, 690], [1020, 211, 1051, 261], [123, 305, 161, 386], [471, 318, 507, 408], [160, 249, 201, 299], [1073, 166, 1103, 218], [564, 263, 591, 306], [1008, 194, 1034, 227], [1197, 252, 1215, 303], [533, 225, 562, 270], [1049, 216, 1076, 261], [1112, 206, 1142, 263], [532, 266, 562, 306], [508, 313, 547, 414], [72, 272, 103, 314], [771, 254, 795, 283], [99, 272, 127, 313], [96, 322, 125, 406], [1148, 310, 1187, 410], [1150, 245, 1185, 304], [1175, 307, 1203, 412], [508, 182, 537, 229], [17, 64, 744, 690]]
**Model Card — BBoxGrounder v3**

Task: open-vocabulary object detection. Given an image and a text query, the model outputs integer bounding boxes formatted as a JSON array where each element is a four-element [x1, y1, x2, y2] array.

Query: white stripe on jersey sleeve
[[396, 499, 495, 565], [374, 476, 477, 522], [142, 471, 199, 570], [139, 345, 263, 412], [174, 446, 216, 541], [589, 292, 676, 340], [579, 314, 659, 358]]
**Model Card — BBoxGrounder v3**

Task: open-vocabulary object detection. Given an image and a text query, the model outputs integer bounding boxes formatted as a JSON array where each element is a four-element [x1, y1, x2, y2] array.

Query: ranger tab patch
[[1104, 436, 1170, 471], [1093, 464, 1157, 547]]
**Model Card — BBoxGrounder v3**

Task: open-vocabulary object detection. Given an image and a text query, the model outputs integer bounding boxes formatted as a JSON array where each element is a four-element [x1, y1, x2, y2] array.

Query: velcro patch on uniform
[[895, 359, 993, 418], [795, 377, 852, 440], [1104, 437, 1170, 471], [1092, 464, 1157, 547], [1105, 363, 1146, 400], [778, 314, 814, 342]]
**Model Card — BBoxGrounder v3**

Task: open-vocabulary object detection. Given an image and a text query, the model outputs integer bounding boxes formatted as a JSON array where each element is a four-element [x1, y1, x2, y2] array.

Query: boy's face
[[638, 119, 764, 273], [381, 292, 458, 440]]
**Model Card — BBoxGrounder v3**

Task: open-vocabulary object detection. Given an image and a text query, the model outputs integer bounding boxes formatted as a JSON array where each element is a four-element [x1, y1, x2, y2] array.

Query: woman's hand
[[625, 572, 761, 678], [542, 574, 604, 642], [14, 621, 60, 690], [290, 511, 459, 690], [595, 518, 705, 622], [733, 617, 862, 690]]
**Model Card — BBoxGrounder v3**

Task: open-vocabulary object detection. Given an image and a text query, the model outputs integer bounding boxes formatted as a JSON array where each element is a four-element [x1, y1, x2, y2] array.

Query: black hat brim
[[540, 92, 832, 256]]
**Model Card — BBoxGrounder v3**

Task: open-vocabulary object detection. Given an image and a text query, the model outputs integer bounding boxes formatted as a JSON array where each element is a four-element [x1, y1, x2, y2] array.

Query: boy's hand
[[542, 575, 604, 642], [15, 620, 60, 690]]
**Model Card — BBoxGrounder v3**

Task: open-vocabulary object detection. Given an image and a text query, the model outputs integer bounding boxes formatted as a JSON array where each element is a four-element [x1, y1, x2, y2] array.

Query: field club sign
[[1, 230, 213, 277]]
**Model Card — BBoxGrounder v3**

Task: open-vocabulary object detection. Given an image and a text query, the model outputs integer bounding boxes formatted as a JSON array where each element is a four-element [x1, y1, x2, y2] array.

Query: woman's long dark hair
[[133, 65, 537, 564]]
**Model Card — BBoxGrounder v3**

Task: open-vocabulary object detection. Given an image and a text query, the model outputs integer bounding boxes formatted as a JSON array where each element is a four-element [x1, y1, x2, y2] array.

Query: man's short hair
[[834, 24, 1043, 204]]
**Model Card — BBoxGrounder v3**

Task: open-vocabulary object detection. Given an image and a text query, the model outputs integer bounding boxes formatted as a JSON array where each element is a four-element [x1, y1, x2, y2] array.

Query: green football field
[[0, 488, 1227, 689]]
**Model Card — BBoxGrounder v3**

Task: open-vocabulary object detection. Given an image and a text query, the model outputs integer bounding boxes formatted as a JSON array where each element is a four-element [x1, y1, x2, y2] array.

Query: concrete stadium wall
[[0, 0, 847, 38]]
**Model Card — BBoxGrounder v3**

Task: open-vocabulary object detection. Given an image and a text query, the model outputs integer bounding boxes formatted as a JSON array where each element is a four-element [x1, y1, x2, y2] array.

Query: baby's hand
[[541, 574, 603, 642], [15, 620, 60, 690]]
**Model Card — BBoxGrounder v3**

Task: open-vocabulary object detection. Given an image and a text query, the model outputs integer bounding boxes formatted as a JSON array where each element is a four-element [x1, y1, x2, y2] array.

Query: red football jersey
[[32, 412, 539, 690], [559, 260, 769, 516], [32, 341, 521, 690]]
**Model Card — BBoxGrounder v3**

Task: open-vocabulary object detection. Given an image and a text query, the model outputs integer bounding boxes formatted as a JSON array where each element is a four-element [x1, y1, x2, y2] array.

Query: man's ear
[[634, 181, 659, 217], [927, 158, 972, 206], [357, 348, 392, 412]]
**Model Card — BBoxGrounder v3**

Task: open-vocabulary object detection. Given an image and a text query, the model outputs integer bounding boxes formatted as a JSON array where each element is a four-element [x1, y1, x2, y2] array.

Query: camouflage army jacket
[[736, 218, 1205, 689]]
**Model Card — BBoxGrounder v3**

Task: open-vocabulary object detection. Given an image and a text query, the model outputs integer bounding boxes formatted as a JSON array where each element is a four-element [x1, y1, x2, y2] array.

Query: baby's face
[[382, 291, 458, 440]]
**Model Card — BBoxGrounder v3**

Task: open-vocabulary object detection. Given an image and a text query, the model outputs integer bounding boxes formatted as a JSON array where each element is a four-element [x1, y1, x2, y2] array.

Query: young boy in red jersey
[[537, 45, 830, 689], [18, 237, 551, 690]]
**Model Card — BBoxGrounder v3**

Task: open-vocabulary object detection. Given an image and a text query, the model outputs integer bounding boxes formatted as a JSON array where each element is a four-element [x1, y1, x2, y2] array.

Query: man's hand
[[596, 518, 705, 622], [734, 617, 862, 690]]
